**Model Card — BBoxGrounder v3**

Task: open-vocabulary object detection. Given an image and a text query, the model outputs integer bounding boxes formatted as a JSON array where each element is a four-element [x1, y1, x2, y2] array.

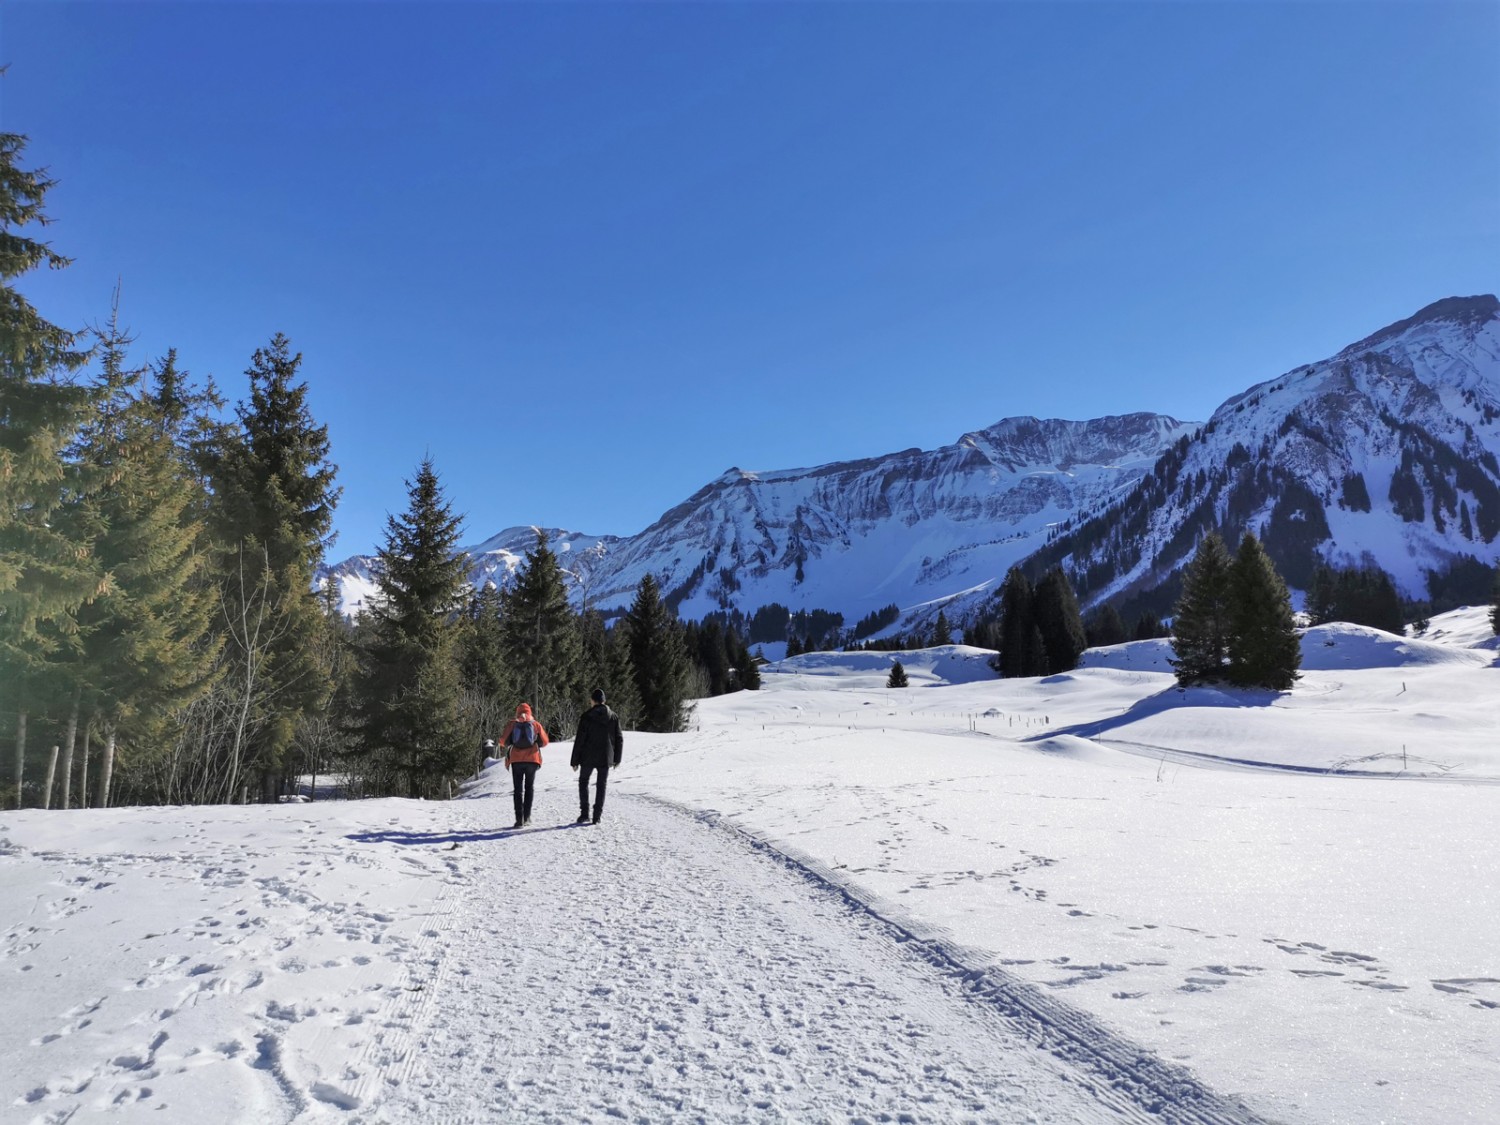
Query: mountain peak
[[1341, 294, 1499, 356]]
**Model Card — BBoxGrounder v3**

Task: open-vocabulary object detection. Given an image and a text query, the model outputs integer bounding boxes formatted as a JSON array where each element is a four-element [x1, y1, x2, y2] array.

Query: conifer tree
[[1171, 532, 1234, 685], [995, 567, 1035, 678], [603, 621, 642, 729], [1490, 564, 1499, 637], [1023, 625, 1048, 677], [499, 530, 581, 727], [0, 133, 97, 806], [576, 607, 641, 731], [887, 659, 909, 688], [1034, 566, 1087, 675], [1085, 604, 1128, 648], [458, 583, 510, 706], [626, 573, 693, 733], [730, 631, 761, 691], [1306, 564, 1338, 625], [354, 458, 470, 798], [697, 619, 731, 696], [932, 610, 951, 647], [1226, 532, 1301, 690], [65, 305, 219, 807], [1132, 613, 1164, 641], [206, 334, 340, 799], [147, 348, 227, 503]]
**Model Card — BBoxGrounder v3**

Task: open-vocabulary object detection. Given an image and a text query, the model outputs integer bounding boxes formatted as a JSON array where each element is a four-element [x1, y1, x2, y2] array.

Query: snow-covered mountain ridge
[[1031, 294, 1500, 618], [321, 295, 1500, 630], [322, 413, 1194, 625]]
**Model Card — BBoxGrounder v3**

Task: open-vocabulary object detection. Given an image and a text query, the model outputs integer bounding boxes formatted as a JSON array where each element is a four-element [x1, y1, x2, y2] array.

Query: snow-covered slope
[[1039, 296, 1500, 614], [579, 413, 1193, 627], [6, 615, 1497, 1123]]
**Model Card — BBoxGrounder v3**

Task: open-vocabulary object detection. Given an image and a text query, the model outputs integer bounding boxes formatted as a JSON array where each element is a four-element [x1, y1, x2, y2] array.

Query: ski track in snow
[[366, 793, 1266, 1125]]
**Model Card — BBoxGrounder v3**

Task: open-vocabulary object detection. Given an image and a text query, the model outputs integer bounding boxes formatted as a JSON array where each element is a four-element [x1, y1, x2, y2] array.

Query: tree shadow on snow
[[346, 823, 589, 847], [1040, 680, 1284, 744]]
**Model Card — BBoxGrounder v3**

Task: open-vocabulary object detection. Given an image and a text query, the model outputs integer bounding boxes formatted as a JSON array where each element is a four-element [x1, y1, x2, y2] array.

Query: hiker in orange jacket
[[499, 703, 549, 829]]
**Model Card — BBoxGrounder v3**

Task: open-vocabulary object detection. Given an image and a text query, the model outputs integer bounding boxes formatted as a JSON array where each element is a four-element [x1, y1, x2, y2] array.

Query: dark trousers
[[578, 763, 610, 817], [511, 762, 538, 821]]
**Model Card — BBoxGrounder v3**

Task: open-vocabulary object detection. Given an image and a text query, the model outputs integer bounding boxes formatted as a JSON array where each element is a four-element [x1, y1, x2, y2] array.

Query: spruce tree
[[206, 333, 340, 799], [575, 607, 640, 731], [1306, 564, 1337, 625], [354, 458, 471, 798], [458, 583, 511, 706], [1226, 532, 1301, 690], [1023, 624, 1048, 678], [730, 631, 761, 691], [887, 659, 909, 688], [932, 610, 951, 647], [499, 530, 581, 727], [996, 567, 1035, 678], [603, 621, 642, 729], [0, 134, 99, 807], [1490, 564, 1499, 637], [1132, 613, 1164, 642], [1171, 532, 1234, 685], [1034, 566, 1087, 675], [626, 573, 693, 733], [1085, 604, 1128, 648], [66, 306, 219, 806], [697, 619, 731, 696]]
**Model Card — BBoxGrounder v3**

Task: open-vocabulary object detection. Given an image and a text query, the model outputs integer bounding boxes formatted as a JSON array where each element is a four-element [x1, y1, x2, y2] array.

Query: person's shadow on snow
[[346, 823, 588, 846]]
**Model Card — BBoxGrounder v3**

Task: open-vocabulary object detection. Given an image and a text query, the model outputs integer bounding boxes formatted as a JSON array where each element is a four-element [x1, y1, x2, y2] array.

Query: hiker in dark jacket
[[499, 703, 549, 829], [570, 689, 623, 824]]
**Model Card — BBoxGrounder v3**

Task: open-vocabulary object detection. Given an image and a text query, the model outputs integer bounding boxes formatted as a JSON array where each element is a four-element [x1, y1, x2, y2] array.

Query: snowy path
[[364, 790, 1264, 1124], [3, 780, 1269, 1124]]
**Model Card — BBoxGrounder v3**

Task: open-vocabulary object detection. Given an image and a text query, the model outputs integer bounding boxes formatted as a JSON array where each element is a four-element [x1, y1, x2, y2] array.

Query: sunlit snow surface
[[2, 608, 1497, 1123]]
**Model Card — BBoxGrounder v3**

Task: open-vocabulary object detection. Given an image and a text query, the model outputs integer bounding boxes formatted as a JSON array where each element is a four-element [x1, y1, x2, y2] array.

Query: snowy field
[[3, 609, 1497, 1123]]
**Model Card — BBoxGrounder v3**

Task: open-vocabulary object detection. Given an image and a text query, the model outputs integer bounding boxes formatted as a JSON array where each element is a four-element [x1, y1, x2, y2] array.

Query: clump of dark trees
[[0, 133, 747, 812], [1170, 531, 1300, 689]]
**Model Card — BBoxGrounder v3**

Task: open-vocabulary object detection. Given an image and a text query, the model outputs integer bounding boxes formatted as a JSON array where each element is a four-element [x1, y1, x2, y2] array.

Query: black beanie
[[591, 688, 606, 704]]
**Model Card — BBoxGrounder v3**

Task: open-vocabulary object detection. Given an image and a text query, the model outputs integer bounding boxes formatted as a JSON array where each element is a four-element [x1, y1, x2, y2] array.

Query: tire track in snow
[[646, 795, 1273, 1125], [361, 791, 1272, 1124]]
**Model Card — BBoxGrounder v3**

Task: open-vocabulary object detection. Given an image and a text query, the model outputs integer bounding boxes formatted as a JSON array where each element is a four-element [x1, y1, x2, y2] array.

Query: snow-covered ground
[[3, 608, 1497, 1123]]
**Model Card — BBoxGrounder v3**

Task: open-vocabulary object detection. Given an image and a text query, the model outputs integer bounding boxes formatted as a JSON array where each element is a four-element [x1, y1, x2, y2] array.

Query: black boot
[[575, 811, 590, 824]]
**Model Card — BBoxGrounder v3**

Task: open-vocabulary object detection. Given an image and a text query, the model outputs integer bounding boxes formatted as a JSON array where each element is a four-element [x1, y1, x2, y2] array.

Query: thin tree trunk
[[79, 725, 91, 809], [59, 688, 80, 811], [43, 745, 59, 810], [14, 708, 27, 809], [99, 727, 117, 810]]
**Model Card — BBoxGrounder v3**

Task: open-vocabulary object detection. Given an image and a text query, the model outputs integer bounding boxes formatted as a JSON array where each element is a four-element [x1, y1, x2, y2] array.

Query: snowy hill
[[1036, 295, 1500, 617], [5, 613, 1497, 1123]]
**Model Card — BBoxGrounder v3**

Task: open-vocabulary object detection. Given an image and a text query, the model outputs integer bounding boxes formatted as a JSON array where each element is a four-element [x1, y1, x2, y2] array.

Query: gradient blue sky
[[5, 2, 1497, 559]]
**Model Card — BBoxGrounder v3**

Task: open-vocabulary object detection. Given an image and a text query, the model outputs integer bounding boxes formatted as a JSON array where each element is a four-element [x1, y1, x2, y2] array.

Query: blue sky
[[5, 1, 1497, 560]]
